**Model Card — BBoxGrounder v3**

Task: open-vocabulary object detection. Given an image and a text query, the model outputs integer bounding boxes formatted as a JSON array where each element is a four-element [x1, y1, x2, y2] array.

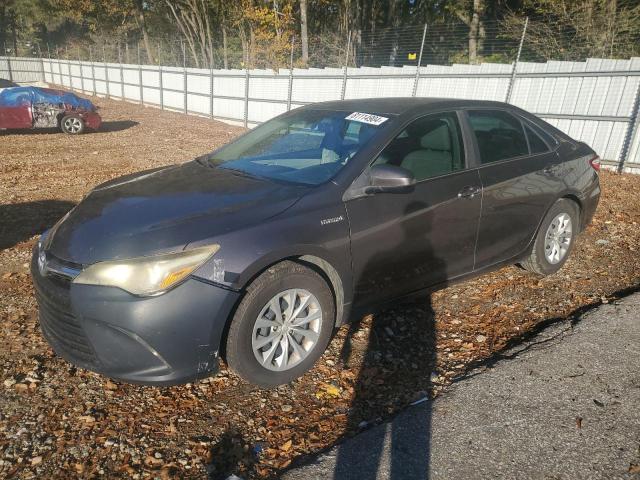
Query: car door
[[0, 88, 33, 129], [464, 108, 564, 269], [345, 111, 482, 308]]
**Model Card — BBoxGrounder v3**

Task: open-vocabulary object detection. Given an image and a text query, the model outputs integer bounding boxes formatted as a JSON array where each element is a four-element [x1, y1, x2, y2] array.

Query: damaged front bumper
[[31, 248, 239, 386]]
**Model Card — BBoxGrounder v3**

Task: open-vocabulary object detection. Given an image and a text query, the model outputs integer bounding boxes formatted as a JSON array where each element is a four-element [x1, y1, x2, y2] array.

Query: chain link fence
[[1, 19, 640, 172]]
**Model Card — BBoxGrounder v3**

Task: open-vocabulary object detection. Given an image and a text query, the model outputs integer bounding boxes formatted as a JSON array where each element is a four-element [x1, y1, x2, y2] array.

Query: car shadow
[[0, 200, 76, 250], [0, 120, 138, 135], [96, 120, 139, 133], [333, 200, 444, 479]]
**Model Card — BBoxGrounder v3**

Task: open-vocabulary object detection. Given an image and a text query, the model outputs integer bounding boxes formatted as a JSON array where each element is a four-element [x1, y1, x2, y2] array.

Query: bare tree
[[469, 0, 483, 63], [134, 0, 154, 63], [503, 0, 640, 61], [300, 0, 309, 65], [448, 0, 485, 63], [164, 0, 214, 68]]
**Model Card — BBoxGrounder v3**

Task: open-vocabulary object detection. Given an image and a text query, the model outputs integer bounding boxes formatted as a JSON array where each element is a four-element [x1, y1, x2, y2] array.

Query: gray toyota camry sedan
[[32, 98, 600, 387]]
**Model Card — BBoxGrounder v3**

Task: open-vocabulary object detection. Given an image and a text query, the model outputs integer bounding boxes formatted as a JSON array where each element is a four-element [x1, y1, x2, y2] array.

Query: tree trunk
[[240, 28, 248, 67], [273, 0, 282, 38], [222, 23, 228, 69], [300, 0, 309, 65], [469, 0, 483, 64], [135, 0, 154, 63], [164, 0, 201, 68], [606, 0, 617, 57], [249, 27, 256, 67], [387, 0, 402, 66], [0, 5, 6, 54], [11, 14, 17, 57]]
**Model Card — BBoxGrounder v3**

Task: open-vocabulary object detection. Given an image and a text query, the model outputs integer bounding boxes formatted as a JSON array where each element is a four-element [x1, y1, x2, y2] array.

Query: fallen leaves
[[77, 415, 96, 425], [1, 97, 639, 479], [104, 380, 118, 391], [280, 439, 292, 452], [315, 383, 341, 399]]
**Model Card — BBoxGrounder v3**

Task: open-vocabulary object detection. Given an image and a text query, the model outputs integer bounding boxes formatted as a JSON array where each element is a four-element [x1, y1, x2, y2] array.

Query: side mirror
[[365, 164, 416, 194]]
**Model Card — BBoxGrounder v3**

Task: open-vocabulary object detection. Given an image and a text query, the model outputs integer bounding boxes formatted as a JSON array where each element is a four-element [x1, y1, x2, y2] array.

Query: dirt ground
[[1, 95, 639, 479]]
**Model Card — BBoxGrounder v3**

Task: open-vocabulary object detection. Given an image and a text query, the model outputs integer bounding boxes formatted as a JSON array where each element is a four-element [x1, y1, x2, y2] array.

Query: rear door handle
[[543, 164, 554, 175], [457, 185, 481, 199]]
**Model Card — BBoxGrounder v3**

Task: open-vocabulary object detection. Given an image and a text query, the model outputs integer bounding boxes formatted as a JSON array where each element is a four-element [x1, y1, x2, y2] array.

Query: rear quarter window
[[524, 123, 550, 154]]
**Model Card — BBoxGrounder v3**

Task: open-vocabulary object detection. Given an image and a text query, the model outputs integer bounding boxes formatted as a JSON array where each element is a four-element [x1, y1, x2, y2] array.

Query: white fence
[[2, 55, 640, 172]]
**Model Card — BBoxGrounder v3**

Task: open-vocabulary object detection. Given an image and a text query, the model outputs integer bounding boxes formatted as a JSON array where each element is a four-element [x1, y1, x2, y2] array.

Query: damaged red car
[[0, 85, 101, 134]]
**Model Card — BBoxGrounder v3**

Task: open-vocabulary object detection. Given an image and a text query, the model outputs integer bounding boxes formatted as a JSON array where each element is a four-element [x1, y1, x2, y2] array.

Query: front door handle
[[457, 185, 481, 199], [543, 164, 554, 175]]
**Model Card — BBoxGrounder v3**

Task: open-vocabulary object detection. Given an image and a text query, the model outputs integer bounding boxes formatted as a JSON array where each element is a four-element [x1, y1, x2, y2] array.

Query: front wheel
[[60, 114, 85, 134], [520, 198, 580, 276], [225, 261, 335, 387]]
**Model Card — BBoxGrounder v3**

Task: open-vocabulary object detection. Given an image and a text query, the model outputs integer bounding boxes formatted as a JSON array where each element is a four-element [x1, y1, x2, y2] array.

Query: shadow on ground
[[0, 200, 76, 250], [0, 120, 137, 136], [97, 120, 139, 133]]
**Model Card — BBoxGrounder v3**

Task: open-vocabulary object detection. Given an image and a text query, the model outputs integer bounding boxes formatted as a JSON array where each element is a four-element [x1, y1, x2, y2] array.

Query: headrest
[[420, 122, 451, 151]]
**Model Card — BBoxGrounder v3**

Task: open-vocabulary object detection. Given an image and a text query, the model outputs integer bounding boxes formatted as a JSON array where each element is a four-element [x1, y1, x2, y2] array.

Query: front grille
[[33, 264, 98, 367]]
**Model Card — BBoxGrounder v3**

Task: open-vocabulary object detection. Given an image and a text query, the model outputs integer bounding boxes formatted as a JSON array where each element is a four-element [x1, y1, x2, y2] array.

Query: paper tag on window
[[345, 112, 389, 126]]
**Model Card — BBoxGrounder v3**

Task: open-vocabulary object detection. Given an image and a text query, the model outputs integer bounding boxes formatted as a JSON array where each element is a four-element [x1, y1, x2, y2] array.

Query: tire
[[225, 261, 335, 387], [520, 198, 580, 276], [60, 114, 85, 134]]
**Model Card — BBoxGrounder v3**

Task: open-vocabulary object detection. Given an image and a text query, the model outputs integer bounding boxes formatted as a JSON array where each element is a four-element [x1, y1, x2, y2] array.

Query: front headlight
[[73, 245, 219, 296]]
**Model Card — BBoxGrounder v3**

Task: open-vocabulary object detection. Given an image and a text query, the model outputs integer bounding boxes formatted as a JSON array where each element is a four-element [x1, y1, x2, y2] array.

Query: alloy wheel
[[63, 117, 82, 133], [544, 212, 572, 264], [251, 288, 322, 372]]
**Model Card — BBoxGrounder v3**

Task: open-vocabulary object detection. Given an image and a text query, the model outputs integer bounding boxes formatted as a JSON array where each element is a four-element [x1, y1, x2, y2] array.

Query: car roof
[[0, 78, 18, 88], [303, 97, 514, 116]]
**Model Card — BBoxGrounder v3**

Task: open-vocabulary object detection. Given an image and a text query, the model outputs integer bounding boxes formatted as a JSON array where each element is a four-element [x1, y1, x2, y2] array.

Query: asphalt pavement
[[282, 292, 640, 480]]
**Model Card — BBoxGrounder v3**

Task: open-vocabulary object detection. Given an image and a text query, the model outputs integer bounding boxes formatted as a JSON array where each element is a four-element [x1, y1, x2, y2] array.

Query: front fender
[[190, 199, 353, 323]]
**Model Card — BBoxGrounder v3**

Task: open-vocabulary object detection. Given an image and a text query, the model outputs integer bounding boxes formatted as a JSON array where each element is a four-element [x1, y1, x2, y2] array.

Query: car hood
[[47, 161, 309, 264]]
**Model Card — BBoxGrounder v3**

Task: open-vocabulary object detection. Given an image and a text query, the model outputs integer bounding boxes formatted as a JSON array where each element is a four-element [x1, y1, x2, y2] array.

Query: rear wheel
[[60, 114, 85, 134], [520, 198, 579, 276], [225, 261, 335, 387]]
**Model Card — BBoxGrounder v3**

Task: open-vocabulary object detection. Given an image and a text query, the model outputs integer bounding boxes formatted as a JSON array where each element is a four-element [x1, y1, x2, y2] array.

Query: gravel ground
[[1, 94, 639, 479], [282, 293, 640, 480]]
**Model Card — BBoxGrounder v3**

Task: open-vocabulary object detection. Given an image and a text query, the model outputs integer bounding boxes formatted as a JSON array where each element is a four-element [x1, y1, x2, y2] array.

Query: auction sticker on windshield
[[345, 112, 389, 126]]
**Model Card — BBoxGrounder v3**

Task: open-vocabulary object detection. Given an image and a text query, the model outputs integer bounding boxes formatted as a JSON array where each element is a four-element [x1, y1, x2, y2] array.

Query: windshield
[[208, 109, 390, 185]]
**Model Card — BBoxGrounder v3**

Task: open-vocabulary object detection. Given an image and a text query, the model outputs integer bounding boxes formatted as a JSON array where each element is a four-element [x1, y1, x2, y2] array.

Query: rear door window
[[467, 110, 529, 164]]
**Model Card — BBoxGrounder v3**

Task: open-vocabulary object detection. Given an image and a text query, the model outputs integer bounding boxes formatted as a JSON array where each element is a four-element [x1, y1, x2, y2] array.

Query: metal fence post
[[618, 79, 640, 173], [5, 42, 12, 81], [103, 45, 110, 99], [56, 46, 62, 86], [89, 46, 96, 95], [158, 41, 164, 110], [66, 47, 71, 89], [506, 16, 528, 103], [77, 46, 84, 94], [138, 42, 144, 105], [412, 24, 428, 97], [47, 44, 52, 84], [37, 44, 46, 83], [287, 36, 295, 111], [340, 32, 351, 100], [209, 65, 215, 119], [118, 43, 124, 99], [244, 68, 250, 128], [182, 40, 188, 114]]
